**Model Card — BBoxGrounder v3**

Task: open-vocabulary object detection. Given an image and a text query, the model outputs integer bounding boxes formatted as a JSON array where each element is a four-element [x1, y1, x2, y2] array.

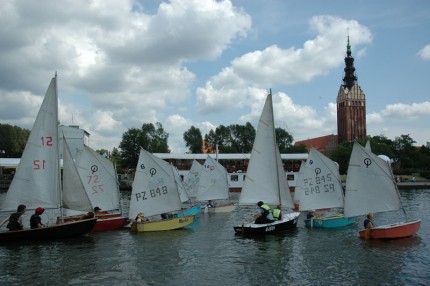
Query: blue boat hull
[[304, 215, 355, 228], [178, 205, 201, 217]]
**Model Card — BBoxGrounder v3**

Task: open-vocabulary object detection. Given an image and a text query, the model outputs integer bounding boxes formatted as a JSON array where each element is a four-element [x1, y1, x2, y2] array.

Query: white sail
[[344, 141, 401, 217], [128, 149, 183, 220], [62, 138, 93, 212], [196, 156, 229, 201], [239, 92, 294, 208], [365, 140, 372, 151], [2, 77, 61, 211], [294, 147, 344, 211], [183, 160, 202, 198], [75, 145, 122, 212], [172, 165, 190, 203]]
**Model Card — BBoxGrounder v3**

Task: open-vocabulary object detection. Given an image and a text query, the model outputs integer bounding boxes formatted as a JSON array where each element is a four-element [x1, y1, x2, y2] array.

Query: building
[[336, 36, 367, 143], [295, 37, 367, 153]]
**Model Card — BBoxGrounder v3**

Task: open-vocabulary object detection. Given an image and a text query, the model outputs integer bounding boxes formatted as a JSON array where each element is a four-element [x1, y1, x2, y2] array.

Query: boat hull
[[233, 212, 300, 235], [64, 213, 130, 231], [359, 219, 421, 239], [131, 216, 195, 232], [205, 203, 236, 213], [178, 205, 201, 217], [304, 215, 356, 228], [0, 218, 97, 241]]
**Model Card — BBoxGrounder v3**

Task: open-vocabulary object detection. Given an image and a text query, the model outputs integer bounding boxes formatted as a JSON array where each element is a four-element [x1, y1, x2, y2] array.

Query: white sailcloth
[[183, 160, 202, 198], [238, 93, 294, 208], [294, 147, 344, 211], [75, 145, 122, 212], [344, 141, 401, 218], [128, 149, 183, 220], [172, 165, 190, 203], [2, 77, 61, 211], [196, 156, 229, 201], [62, 138, 93, 212]]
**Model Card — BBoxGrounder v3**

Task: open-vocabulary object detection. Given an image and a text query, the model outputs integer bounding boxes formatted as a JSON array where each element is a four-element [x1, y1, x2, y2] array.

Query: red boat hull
[[64, 213, 129, 231], [359, 219, 421, 239], [93, 215, 130, 231]]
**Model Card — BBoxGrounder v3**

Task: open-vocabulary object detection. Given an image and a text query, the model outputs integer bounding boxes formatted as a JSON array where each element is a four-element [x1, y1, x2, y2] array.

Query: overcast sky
[[0, 0, 429, 153]]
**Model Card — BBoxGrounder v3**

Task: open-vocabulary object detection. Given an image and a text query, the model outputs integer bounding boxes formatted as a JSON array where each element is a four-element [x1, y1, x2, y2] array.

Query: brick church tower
[[336, 37, 367, 143]]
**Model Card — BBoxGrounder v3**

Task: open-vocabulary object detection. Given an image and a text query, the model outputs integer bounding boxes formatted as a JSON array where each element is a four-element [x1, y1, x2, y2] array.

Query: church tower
[[336, 37, 367, 143]]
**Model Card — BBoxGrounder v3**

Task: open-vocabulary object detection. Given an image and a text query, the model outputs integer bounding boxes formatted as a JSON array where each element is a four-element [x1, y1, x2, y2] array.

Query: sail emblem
[[314, 168, 321, 175], [364, 158, 372, 168], [150, 168, 157, 176], [91, 165, 98, 173]]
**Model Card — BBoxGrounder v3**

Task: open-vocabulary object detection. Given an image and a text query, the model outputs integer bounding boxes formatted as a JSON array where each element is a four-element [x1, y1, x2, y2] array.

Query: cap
[[94, 206, 102, 211], [35, 207, 45, 215]]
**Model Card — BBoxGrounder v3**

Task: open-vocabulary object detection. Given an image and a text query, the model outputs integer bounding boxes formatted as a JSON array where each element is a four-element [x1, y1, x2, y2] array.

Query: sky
[[0, 0, 429, 154]]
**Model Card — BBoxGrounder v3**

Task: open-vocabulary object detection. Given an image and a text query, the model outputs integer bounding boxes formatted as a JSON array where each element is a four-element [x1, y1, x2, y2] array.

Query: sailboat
[[172, 165, 201, 217], [294, 147, 355, 228], [233, 91, 300, 235], [62, 142, 130, 231], [197, 155, 236, 213], [129, 148, 194, 232], [183, 160, 203, 199], [344, 141, 421, 239], [0, 75, 96, 241]]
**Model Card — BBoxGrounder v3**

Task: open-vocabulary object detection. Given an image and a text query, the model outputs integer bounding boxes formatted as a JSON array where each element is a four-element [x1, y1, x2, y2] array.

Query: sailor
[[273, 204, 282, 220], [30, 207, 46, 229], [254, 201, 274, 224], [135, 213, 145, 222], [1, 204, 26, 231]]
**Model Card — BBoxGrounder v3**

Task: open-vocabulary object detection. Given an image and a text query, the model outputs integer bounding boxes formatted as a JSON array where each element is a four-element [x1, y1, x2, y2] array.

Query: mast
[[55, 73, 64, 222], [269, 89, 281, 205]]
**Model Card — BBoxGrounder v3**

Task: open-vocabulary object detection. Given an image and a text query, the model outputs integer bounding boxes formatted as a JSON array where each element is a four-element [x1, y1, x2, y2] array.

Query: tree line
[[1, 122, 429, 177]]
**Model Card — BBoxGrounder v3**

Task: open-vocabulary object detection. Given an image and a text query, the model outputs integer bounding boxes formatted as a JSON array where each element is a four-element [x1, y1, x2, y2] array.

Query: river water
[[0, 189, 429, 286]]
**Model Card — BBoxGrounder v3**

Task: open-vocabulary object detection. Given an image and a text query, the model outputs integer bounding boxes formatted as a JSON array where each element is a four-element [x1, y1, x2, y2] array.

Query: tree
[[229, 123, 255, 153], [276, 127, 294, 153], [183, 126, 203, 153], [0, 124, 30, 158], [118, 122, 170, 169], [119, 128, 143, 169]]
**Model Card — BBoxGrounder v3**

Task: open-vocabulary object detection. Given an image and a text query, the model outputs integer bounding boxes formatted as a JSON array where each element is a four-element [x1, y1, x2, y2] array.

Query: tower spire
[[342, 36, 357, 89]]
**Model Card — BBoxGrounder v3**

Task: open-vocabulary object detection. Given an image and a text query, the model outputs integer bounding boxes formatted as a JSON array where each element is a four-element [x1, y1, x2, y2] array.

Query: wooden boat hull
[[205, 203, 236, 213], [233, 212, 300, 235], [359, 219, 421, 239], [304, 214, 356, 228], [131, 215, 195, 232], [0, 218, 97, 241]]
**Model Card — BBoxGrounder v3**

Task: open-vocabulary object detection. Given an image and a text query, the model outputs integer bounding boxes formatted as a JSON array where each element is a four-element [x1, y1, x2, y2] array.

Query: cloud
[[0, 0, 251, 152], [418, 44, 430, 60], [196, 15, 372, 113]]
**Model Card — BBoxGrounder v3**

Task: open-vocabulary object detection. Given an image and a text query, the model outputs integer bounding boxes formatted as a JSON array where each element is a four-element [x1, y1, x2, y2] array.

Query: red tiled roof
[[295, 134, 338, 152]]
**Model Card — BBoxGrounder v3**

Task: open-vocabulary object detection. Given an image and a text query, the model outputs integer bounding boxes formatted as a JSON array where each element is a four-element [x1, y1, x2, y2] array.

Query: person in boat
[[273, 204, 282, 220], [135, 213, 145, 222], [207, 200, 214, 208], [254, 201, 275, 224], [306, 210, 315, 220], [1, 204, 26, 231], [363, 213, 374, 229], [30, 207, 46, 229], [81, 212, 95, 219], [94, 206, 102, 214]]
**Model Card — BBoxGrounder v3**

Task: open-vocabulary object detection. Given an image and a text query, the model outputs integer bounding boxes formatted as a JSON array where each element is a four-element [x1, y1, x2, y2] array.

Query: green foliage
[[276, 127, 294, 153], [0, 124, 30, 157], [183, 126, 203, 153], [119, 122, 170, 169]]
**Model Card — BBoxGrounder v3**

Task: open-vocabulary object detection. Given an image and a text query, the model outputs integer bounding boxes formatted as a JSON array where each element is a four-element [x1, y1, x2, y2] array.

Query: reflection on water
[[0, 189, 429, 285]]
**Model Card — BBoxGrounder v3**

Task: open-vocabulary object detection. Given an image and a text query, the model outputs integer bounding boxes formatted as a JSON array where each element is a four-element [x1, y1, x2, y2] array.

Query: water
[[1, 190, 429, 286]]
